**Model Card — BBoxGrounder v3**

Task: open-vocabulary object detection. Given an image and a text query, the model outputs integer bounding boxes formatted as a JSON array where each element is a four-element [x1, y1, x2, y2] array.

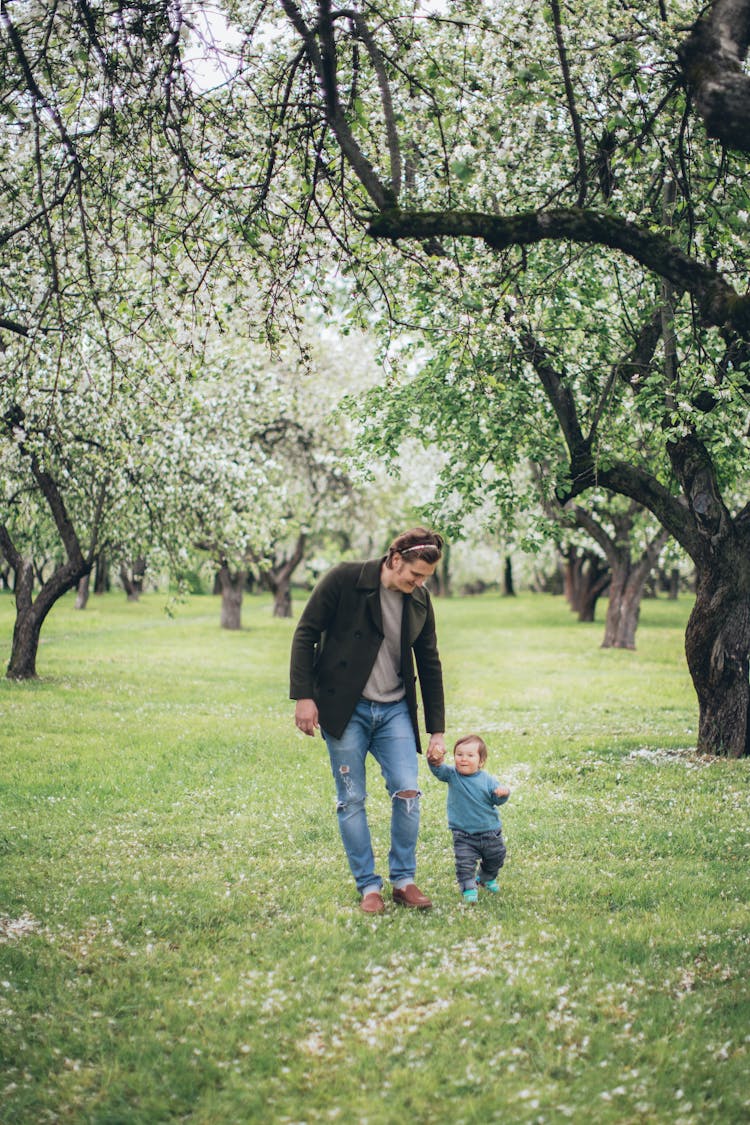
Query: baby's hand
[[495, 784, 510, 798], [427, 746, 445, 765]]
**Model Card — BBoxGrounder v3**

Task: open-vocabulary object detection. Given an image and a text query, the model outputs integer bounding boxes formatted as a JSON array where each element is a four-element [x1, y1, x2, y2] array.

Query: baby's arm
[[428, 759, 451, 782]]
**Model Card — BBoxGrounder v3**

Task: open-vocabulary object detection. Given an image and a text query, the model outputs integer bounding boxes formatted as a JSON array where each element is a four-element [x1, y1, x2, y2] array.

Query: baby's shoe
[[461, 887, 478, 903], [478, 878, 500, 893]]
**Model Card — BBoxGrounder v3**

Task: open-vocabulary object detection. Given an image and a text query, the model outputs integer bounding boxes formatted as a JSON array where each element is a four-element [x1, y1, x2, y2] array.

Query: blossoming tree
[[234, 0, 750, 755]]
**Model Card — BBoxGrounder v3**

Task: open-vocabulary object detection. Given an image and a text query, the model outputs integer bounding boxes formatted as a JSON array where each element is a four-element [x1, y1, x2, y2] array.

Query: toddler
[[427, 734, 510, 903]]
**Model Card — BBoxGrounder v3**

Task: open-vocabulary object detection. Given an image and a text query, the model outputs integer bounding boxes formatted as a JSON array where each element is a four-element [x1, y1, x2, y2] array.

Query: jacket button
[[354, 631, 362, 638]]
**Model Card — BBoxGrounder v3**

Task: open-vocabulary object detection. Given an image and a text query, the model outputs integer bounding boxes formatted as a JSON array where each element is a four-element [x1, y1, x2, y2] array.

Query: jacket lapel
[[358, 558, 384, 636], [403, 588, 428, 646]]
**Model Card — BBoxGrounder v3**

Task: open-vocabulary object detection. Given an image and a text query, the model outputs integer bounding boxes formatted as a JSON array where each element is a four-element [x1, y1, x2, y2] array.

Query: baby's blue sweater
[[429, 762, 509, 834]]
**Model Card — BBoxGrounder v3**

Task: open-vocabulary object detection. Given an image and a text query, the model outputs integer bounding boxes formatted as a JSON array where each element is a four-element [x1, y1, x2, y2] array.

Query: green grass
[[1, 590, 748, 1124]]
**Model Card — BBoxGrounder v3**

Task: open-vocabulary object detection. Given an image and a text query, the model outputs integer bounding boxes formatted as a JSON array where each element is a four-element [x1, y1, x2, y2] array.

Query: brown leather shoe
[[392, 883, 432, 909], [360, 891, 385, 914]]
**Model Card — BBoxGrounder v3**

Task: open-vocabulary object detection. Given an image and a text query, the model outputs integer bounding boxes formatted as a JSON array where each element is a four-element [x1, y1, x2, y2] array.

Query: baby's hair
[[454, 733, 488, 765]]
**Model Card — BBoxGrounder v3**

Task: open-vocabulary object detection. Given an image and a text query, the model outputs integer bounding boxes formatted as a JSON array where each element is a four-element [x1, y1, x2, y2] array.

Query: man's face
[[385, 553, 437, 594]]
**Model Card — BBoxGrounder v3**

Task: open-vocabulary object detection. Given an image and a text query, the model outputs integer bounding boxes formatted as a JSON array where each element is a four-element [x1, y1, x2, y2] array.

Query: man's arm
[[289, 566, 342, 701]]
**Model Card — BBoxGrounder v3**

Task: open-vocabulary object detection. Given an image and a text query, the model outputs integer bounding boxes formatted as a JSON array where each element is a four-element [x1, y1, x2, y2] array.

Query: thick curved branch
[[567, 504, 617, 561], [368, 206, 750, 336], [678, 0, 750, 152], [578, 461, 699, 558], [521, 321, 692, 558]]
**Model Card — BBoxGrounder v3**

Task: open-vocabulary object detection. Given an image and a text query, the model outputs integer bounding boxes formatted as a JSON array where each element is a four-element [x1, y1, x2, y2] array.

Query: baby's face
[[454, 740, 483, 775]]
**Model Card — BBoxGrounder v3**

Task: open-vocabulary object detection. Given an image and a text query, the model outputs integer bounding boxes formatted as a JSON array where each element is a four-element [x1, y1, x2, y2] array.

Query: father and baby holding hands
[[290, 527, 511, 914]]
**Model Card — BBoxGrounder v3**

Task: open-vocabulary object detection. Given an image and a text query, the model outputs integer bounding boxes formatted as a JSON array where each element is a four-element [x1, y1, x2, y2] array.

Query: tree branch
[[0, 523, 23, 572], [279, 0, 393, 209], [0, 0, 80, 166], [591, 461, 700, 558], [25, 450, 86, 570], [0, 317, 30, 338], [567, 504, 617, 560], [367, 206, 750, 335], [588, 310, 663, 440], [517, 327, 589, 471], [549, 0, 587, 206], [666, 431, 733, 546], [349, 11, 401, 197]]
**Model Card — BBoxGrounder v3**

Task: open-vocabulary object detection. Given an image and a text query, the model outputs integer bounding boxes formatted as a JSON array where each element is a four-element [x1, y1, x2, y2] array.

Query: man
[[290, 527, 446, 913]]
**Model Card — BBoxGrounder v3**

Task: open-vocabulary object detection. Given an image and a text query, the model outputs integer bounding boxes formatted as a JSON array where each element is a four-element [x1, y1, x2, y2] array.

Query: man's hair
[[385, 527, 444, 567], [454, 733, 488, 765]]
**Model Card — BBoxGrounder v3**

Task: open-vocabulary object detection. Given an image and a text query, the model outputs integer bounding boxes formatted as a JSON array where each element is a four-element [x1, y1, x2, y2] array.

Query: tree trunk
[[7, 559, 41, 679], [576, 583, 605, 623], [503, 555, 516, 597], [120, 558, 145, 601], [667, 567, 680, 600], [6, 556, 89, 679], [1, 449, 95, 679], [75, 573, 90, 610], [259, 532, 307, 619], [565, 503, 669, 649], [601, 531, 668, 650], [685, 563, 750, 758], [94, 554, 110, 594], [439, 542, 452, 597], [8, 610, 44, 679], [601, 562, 643, 649], [563, 547, 609, 621], [272, 579, 292, 618], [217, 564, 246, 630]]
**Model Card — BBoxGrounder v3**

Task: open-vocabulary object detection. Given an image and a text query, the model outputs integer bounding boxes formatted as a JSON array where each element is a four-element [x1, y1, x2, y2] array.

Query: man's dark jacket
[[289, 557, 445, 750]]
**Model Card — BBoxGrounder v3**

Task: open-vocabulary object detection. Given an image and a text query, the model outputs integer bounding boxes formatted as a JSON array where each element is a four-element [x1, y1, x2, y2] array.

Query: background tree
[[565, 498, 670, 648], [0, 1, 266, 673], [1, 350, 181, 677]]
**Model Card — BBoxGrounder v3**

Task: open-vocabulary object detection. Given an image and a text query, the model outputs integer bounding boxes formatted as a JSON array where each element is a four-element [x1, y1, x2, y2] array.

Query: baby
[[427, 734, 510, 903]]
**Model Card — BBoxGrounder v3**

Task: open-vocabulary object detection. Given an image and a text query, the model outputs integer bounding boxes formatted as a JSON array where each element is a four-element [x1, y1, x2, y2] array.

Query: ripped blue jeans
[[322, 698, 421, 895]]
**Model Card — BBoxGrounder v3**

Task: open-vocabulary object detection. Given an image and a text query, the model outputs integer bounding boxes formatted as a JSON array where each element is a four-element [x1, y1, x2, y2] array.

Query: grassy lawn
[[0, 589, 748, 1124]]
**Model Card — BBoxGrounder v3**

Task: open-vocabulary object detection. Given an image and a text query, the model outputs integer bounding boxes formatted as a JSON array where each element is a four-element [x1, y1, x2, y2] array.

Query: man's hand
[[426, 732, 446, 764], [295, 698, 319, 736]]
